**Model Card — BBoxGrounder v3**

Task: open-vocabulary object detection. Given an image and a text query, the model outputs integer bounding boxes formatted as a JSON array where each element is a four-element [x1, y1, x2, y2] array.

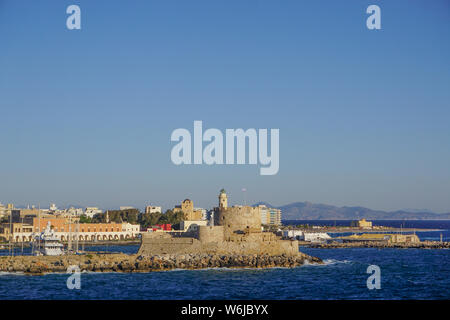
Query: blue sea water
[[0, 220, 449, 300]]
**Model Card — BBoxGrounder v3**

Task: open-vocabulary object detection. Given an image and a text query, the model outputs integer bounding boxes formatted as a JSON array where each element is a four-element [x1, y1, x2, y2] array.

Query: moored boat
[[33, 222, 65, 256]]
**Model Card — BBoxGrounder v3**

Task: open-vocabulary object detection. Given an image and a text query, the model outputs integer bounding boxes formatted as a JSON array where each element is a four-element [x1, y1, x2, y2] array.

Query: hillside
[[254, 201, 450, 220]]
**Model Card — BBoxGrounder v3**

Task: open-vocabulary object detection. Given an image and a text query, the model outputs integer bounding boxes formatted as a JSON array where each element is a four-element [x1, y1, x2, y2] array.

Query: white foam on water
[[0, 271, 26, 276], [302, 259, 351, 266], [167, 266, 290, 272]]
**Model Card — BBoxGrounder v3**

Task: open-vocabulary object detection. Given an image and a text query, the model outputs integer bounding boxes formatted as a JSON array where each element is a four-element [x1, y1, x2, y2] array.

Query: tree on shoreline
[[139, 209, 184, 229], [76, 208, 185, 230]]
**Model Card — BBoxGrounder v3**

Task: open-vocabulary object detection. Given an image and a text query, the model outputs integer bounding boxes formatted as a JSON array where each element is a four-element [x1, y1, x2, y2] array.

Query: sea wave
[[0, 271, 26, 276], [303, 259, 351, 266]]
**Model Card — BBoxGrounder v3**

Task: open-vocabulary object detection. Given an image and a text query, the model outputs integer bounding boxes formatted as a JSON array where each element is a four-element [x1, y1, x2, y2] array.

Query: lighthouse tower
[[219, 189, 228, 209]]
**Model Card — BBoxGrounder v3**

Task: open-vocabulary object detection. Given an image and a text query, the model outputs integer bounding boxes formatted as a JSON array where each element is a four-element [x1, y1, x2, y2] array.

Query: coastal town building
[[173, 199, 203, 221], [11, 208, 54, 225], [120, 206, 135, 210], [258, 204, 282, 226], [282, 229, 304, 239], [145, 205, 162, 214], [351, 218, 373, 229], [195, 208, 207, 220], [0, 203, 17, 219], [147, 224, 172, 232], [339, 233, 420, 244], [268, 208, 282, 225], [0, 202, 6, 218], [282, 230, 331, 243], [302, 232, 332, 243], [389, 234, 420, 244], [0, 217, 140, 242], [54, 207, 84, 218], [180, 220, 208, 232], [84, 207, 103, 218], [259, 205, 268, 225]]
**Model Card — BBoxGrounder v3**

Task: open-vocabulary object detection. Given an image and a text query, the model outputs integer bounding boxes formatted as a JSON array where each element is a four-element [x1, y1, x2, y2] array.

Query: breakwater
[[0, 252, 322, 275], [301, 241, 450, 249]]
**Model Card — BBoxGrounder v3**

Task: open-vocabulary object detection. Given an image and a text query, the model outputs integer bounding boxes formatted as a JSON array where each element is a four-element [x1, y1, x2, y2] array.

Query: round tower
[[219, 189, 228, 209]]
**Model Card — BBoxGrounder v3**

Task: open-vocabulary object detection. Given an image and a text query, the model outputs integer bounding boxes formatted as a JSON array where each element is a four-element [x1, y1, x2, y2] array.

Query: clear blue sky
[[1, 0, 449, 213]]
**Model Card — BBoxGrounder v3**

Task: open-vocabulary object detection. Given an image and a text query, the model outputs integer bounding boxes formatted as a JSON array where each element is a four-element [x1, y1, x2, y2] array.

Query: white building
[[122, 222, 140, 234], [145, 205, 162, 214], [67, 207, 84, 216], [302, 232, 332, 243], [282, 230, 304, 239], [194, 208, 207, 220], [52, 207, 83, 218], [259, 205, 268, 224], [120, 206, 135, 210], [85, 207, 103, 218], [7, 222, 141, 243], [282, 230, 331, 243], [0, 202, 6, 218], [258, 205, 281, 226], [180, 220, 208, 232]]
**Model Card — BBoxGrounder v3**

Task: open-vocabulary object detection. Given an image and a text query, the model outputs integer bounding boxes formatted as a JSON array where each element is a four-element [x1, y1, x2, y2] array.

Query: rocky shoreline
[[0, 240, 140, 248], [0, 252, 322, 275]]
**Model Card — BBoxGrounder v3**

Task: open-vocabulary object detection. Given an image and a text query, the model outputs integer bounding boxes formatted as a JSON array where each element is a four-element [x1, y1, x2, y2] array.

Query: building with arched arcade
[[0, 217, 140, 243]]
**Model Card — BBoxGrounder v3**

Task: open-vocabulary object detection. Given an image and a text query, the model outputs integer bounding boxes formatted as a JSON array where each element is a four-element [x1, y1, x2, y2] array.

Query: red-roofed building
[[148, 224, 172, 232]]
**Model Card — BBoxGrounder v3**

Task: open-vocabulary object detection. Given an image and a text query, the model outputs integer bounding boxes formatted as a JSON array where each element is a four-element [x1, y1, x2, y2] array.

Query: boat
[[33, 222, 65, 256]]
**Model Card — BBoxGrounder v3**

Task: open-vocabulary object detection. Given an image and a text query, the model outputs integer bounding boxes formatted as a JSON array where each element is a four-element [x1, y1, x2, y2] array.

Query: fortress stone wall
[[198, 225, 224, 243], [138, 190, 300, 257], [138, 226, 299, 256], [215, 206, 262, 237]]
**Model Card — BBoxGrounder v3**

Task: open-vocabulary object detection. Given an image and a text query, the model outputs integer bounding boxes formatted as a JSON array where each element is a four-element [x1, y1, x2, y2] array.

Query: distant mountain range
[[254, 201, 450, 220]]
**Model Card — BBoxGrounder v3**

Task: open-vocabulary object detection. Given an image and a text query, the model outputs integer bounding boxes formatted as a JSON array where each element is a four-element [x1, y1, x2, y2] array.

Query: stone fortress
[[173, 198, 203, 221], [138, 189, 299, 256]]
